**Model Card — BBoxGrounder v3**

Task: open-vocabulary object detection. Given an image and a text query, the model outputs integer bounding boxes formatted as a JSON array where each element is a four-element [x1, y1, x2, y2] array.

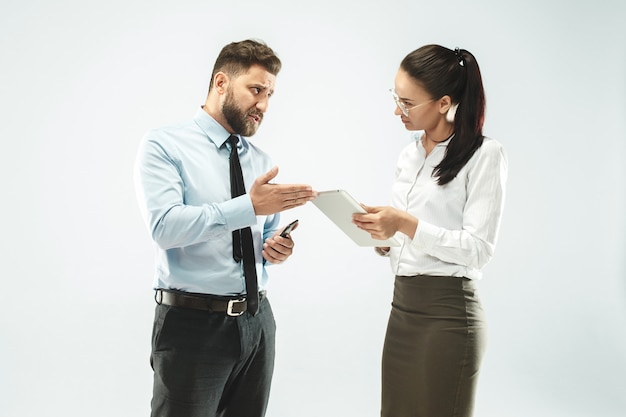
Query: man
[[134, 39, 317, 417]]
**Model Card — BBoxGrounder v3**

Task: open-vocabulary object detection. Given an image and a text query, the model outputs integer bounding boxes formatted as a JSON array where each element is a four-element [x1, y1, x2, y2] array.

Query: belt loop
[[155, 289, 163, 305]]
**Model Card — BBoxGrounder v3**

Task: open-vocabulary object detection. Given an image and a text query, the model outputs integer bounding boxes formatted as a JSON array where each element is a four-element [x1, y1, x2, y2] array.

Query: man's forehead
[[236, 65, 276, 88]]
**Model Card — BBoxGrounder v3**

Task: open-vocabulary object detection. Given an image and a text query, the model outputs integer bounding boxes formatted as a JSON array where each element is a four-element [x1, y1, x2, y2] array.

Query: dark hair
[[400, 44, 486, 185], [209, 39, 282, 90]]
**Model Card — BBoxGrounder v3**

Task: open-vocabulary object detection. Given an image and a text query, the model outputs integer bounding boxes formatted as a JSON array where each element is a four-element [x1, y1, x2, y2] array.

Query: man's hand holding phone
[[262, 220, 299, 264]]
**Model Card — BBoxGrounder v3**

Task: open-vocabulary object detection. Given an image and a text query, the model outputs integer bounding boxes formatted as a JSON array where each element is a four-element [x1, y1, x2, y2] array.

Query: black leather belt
[[155, 289, 266, 316]]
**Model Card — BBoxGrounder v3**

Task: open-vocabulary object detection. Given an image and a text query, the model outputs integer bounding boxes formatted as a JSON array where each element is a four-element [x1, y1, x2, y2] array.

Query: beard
[[222, 90, 263, 137]]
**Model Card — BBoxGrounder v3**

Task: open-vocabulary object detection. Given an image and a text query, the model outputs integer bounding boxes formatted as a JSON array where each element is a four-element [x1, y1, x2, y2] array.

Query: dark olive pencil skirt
[[381, 275, 487, 417]]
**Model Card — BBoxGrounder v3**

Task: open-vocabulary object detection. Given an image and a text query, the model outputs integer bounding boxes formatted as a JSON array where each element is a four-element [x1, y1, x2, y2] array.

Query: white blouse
[[389, 131, 508, 280]]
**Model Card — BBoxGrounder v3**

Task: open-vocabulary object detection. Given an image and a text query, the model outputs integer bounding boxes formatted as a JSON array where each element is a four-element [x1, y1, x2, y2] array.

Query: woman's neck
[[422, 125, 454, 155]]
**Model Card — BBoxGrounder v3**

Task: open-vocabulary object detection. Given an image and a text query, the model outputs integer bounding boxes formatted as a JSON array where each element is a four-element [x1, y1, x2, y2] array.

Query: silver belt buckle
[[226, 298, 246, 316]]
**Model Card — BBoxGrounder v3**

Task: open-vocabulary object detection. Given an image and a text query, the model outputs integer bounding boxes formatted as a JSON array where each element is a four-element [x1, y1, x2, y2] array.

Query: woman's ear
[[439, 95, 457, 123], [439, 95, 452, 114]]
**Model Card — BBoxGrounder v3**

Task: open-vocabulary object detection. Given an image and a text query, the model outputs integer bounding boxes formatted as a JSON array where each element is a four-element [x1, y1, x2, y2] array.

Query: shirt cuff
[[221, 194, 257, 231], [413, 220, 440, 250]]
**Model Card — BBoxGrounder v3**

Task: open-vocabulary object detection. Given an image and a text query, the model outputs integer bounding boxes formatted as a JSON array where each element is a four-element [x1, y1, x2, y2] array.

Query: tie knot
[[228, 135, 239, 148]]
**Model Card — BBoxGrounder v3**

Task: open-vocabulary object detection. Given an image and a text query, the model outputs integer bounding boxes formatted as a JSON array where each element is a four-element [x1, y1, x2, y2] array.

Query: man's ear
[[214, 72, 229, 94]]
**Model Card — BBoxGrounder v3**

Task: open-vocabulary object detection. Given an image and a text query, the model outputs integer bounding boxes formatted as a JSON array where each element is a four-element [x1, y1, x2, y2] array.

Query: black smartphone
[[279, 219, 299, 238]]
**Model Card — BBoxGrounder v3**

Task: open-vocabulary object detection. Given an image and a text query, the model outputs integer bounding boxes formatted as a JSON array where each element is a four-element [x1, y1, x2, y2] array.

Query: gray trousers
[[150, 297, 276, 417], [381, 275, 487, 417]]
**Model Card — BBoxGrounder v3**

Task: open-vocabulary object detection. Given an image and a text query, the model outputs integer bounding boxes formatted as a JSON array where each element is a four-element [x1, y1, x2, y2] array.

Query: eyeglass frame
[[389, 88, 434, 117]]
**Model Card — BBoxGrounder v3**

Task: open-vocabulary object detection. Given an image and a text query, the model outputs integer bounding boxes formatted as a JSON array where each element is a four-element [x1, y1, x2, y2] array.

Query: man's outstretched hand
[[250, 166, 318, 215]]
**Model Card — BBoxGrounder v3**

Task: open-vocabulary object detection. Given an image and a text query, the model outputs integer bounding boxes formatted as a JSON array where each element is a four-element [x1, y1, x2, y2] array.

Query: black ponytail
[[400, 45, 486, 185]]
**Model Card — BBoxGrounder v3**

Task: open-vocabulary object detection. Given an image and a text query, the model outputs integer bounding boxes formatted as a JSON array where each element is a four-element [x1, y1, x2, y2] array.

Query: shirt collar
[[414, 131, 454, 149], [193, 107, 240, 148]]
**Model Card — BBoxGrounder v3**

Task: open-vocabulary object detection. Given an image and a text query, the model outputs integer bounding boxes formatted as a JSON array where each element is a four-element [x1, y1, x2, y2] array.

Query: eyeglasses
[[389, 88, 433, 116]]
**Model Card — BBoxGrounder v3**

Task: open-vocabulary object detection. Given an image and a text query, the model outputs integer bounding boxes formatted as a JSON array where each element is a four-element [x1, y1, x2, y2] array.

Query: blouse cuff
[[413, 220, 440, 250]]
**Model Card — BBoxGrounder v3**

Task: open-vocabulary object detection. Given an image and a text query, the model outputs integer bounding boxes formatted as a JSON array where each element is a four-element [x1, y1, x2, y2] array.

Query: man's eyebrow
[[251, 84, 275, 95]]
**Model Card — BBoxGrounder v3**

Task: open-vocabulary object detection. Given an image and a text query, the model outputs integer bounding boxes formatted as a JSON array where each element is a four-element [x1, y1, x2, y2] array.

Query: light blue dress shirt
[[134, 108, 280, 295]]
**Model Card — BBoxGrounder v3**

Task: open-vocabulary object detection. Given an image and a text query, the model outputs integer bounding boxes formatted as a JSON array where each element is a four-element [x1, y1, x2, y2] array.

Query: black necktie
[[228, 135, 259, 316]]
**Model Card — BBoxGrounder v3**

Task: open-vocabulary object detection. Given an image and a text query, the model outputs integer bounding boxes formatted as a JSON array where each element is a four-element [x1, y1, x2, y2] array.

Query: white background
[[1, 0, 625, 416]]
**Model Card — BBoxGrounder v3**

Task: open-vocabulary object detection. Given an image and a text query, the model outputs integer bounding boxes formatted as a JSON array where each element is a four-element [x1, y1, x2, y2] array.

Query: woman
[[353, 45, 507, 417]]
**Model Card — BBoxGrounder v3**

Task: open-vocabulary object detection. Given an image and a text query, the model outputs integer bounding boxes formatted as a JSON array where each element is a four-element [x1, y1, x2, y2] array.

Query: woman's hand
[[353, 204, 418, 240]]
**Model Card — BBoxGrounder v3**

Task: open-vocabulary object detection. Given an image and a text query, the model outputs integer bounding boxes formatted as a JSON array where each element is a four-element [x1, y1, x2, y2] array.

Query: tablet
[[312, 190, 400, 247]]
